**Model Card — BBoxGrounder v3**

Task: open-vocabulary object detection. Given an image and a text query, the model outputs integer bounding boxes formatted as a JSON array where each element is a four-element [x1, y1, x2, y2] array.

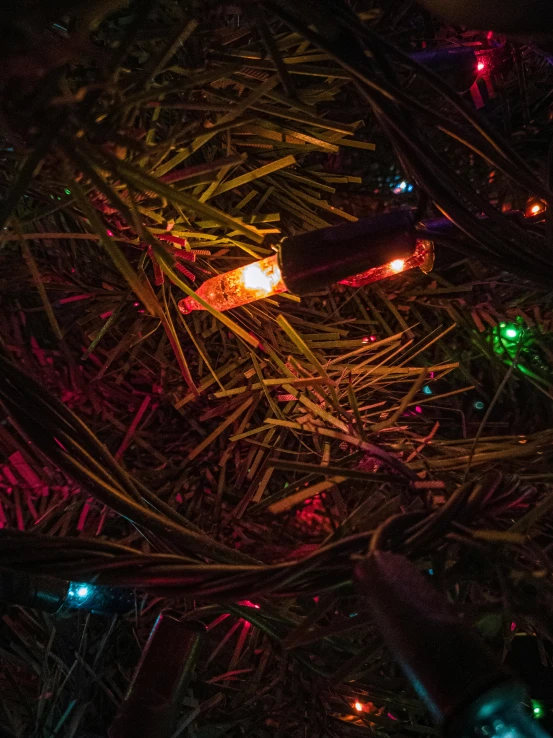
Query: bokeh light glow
[[390, 258, 405, 273]]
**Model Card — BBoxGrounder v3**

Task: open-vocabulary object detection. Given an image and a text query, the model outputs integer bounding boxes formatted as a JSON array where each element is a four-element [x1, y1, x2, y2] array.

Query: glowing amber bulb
[[389, 258, 405, 273], [340, 240, 434, 288], [178, 254, 286, 314], [354, 702, 363, 712], [531, 203, 543, 215]]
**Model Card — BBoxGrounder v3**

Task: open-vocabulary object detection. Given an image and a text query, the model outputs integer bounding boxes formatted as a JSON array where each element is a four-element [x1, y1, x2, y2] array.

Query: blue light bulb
[[457, 683, 552, 738], [422, 385, 433, 395], [65, 582, 134, 614]]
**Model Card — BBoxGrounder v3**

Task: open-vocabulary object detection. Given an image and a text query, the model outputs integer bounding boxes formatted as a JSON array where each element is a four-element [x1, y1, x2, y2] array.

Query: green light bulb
[[532, 701, 545, 719], [505, 328, 518, 339]]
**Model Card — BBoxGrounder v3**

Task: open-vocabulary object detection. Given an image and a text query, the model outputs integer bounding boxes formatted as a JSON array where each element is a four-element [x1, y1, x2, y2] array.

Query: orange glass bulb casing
[[339, 240, 434, 288], [178, 254, 286, 314]]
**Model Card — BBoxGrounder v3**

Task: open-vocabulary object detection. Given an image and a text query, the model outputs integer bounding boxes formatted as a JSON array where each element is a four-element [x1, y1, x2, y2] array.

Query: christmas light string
[[177, 204, 548, 315], [178, 211, 436, 314], [0, 568, 133, 614], [179, 240, 434, 314]]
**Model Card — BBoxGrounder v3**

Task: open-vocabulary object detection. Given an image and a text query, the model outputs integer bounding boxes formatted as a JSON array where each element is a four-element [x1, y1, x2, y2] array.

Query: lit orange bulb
[[179, 241, 435, 313], [531, 203, 543, 215], [340, 240, 433, 288], [178, 254, 286, 313], [354, 702, 363, 712], [389, 258, 405, 273]]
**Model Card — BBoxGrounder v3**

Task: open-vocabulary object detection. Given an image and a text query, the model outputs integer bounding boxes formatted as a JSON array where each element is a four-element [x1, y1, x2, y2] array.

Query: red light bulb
[[340, 240, 433, 288]]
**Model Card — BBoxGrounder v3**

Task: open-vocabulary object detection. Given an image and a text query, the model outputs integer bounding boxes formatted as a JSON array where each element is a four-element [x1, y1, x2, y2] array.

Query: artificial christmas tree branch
[[0, 1, 553, 736]]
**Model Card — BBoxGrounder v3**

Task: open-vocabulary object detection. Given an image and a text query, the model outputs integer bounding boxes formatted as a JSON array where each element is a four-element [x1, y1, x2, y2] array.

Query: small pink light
[[511, 621, 516, 632], [238, 600, 260, 609], [387, 713, 398, 721], [106, 230, 114, 237], [133, 302, 140, 307], [415, 406, 422, 413], [477, 60, 485, 72]]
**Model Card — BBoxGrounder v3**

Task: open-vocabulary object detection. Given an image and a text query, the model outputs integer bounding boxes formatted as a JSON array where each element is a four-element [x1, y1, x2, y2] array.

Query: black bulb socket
[[278, 210, 418, 295], [355, 552, 512, 726], [109, 614, 205, 738], [0, 569, 68, 613]]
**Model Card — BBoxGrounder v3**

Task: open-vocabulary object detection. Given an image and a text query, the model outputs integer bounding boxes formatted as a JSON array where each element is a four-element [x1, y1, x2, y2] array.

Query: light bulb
[[390, 258, 405, 272], [65, 582, 134, 613], [340, 240, 433, 288], [354, 702, 363, 712], [178, 254, 286, 314], [498, 323, 521, 341], [477, 60, 485, 72], [178, 240, 434, 313]]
